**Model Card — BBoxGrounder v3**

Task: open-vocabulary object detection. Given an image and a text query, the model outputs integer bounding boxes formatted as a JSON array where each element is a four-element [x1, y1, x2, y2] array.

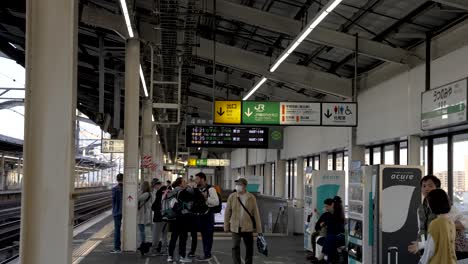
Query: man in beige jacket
[[224, 178, 262, 264]]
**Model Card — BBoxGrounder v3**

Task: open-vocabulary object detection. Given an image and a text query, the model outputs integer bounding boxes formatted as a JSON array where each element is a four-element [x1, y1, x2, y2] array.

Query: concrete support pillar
[[348, 128, 365, 205], [141, 99, 153, 182], [275, 160, 286, 198], [264, 163, 272, 196], [408, 135, 421, 167], [295, 158, 304, 200], [223, 152, 232, 190], [122, 38, 140, 251], [20, 0, 77, 262], [0, 154, 5, 190], [320, 152, 328, 171]]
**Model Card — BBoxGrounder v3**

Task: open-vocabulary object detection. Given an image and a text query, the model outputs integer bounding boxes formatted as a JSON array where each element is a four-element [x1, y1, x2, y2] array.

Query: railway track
[[0, 190, 112, 263]]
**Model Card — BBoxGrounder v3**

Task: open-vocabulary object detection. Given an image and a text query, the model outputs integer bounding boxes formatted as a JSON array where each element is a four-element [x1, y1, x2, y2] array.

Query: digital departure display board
[[186, 126, 270, 148]]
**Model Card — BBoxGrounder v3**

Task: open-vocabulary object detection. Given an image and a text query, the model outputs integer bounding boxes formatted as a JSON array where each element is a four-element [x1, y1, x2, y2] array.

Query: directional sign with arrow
[[214, 101, 241, 124], [242, 102, 280, 124], [324, 109, 332, 119], [322, 102, 357, 126]]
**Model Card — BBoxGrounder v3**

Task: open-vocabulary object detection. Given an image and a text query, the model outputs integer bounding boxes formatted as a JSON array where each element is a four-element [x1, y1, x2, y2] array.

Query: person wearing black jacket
[[150, 179, 168, 256]]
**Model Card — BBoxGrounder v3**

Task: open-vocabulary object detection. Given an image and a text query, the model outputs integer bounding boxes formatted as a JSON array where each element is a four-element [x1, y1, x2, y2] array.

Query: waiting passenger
[[167, 177, 193, 263], [137, 181, 152, 245], [194, 172, 220, 262], [314, 196, 345, 263], [310, 198, 334, 261], [166, 180, 173, 190], [408, 175, 468, 260], [418, 189, 456, 264], [150, 179, 169, 256], [110, 173, 123, 254], [224, 178, 262, 264]]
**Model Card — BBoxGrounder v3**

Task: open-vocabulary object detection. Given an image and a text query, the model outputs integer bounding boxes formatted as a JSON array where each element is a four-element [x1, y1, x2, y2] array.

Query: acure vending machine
[[304, 169, 346, 252], [347, 165, 423, 264]]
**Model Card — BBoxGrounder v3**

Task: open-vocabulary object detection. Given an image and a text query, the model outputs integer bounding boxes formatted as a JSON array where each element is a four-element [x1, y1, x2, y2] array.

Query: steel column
[[20, 0, 77, 262]]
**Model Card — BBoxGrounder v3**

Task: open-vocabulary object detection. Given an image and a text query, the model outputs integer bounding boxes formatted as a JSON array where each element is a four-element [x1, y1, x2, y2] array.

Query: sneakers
[[167, 256, 174, 262], [196, 256, 212, 262], [109, 249, 122, 254], [180, 257, 193, 263], [188, 252, 197, 258]]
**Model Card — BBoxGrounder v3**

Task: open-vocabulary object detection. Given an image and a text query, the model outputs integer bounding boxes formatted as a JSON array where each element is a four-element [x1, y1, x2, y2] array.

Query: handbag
[[257, 234, 269, 256]]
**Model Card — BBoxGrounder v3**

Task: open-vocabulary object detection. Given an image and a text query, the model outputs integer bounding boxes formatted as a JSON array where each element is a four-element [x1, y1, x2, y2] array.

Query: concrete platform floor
[[80, 232, 310, 264]]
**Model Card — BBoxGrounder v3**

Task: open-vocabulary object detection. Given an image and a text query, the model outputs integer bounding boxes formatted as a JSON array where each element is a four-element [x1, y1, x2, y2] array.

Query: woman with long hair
[[314, 196, 346, 263], [137, 181, 153, 245]]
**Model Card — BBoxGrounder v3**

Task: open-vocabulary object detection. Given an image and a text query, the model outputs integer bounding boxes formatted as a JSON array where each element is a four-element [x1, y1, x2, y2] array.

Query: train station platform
[[77, 229, 307, 264]]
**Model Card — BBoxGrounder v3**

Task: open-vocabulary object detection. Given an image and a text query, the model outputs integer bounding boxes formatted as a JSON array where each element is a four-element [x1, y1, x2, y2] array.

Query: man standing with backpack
[[149, 179, 168, 256], [194, 172, 221, 262]]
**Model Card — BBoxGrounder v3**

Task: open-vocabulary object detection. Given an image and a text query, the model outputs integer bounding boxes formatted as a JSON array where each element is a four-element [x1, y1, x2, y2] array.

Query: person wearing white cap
[[224, 178, 262, 264]]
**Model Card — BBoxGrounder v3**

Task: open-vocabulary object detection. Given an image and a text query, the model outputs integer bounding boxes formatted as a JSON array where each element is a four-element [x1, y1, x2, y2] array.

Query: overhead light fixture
[[139, 65, 148, 97], [243, 77, 268, 101], [8, 42, 17, 49], [152, 114, 155, 122], [119, 0, 134, 38], [269, 0, 342, 73]]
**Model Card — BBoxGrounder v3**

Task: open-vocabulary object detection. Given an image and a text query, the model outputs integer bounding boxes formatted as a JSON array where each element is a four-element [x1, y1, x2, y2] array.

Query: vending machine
[[304, 169, 346, 251], [347, 165, 423, 264]]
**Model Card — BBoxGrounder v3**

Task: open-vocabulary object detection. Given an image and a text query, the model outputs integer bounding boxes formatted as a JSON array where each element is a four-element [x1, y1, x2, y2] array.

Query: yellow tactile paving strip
[[72, 222, 114, 264]]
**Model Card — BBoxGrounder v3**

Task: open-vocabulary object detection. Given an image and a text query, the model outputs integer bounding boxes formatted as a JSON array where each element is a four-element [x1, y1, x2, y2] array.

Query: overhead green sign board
[[242, 102, 280, 125], [196, 159, 208, 166]]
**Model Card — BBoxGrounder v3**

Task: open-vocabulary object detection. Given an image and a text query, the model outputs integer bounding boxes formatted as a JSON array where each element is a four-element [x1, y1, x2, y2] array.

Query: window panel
[[384, 145, 395, 165], [373, 147, 381, 165], [365, 148, 370, 166], [400, 141, 408, 166], [328, 154, 333, 170], [314, 156, 320, 170], [452, 134, 468, 213], [336, 153, 344, 171], [433, 137, 448, 192], [421, 139, 428, 174]]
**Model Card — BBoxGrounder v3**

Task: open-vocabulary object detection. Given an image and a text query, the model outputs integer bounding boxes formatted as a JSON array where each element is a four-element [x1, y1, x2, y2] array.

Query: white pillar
[[295, 158, 304, 200], [348, 128, 365, 206], [408, 135, 421, 167], [141, 99, 153, 182], [264, 163, 272, 196], [320, 152, 328, 171], [275, 160, 286, 198], [123, 38, 140, 251], [21, 0, 77, 262]]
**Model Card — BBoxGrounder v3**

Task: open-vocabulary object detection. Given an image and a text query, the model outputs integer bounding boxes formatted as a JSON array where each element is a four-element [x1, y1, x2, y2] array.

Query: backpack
[[161, 190, 179, 221], [207, 185, 222, 214]]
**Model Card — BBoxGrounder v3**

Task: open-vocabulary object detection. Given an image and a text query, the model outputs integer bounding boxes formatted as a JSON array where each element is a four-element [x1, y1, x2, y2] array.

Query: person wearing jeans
[[111, 173, 123, 253], [224, 178, 262, 264]]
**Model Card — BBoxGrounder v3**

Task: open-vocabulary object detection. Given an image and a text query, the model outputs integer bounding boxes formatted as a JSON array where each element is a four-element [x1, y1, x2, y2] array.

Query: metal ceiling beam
[[432, 0, 468, 11], [196, 38, 352, 98], [204, 0, 412, 64]]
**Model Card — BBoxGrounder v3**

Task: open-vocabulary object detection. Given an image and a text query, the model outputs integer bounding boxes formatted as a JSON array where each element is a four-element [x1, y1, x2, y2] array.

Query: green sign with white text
[[242, 102, 280, 125]]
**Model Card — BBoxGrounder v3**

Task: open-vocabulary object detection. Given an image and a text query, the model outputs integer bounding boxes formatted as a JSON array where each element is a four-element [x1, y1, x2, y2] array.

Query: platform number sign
[[321, 103, 357, 127]]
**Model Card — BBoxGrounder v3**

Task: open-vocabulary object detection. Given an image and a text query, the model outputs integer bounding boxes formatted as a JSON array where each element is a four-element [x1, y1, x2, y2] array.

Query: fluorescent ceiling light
[[8, 42, 17, 49], [269, 0, 342, 73], [139, 65, 148, 97], [243, 77, 268, 100], [152, 114, 155, 122], [119, 0, 134, 38]]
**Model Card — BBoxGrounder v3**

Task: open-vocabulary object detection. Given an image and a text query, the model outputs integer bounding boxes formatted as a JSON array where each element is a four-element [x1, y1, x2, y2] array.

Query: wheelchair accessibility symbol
[[345, 106, 352, 115]]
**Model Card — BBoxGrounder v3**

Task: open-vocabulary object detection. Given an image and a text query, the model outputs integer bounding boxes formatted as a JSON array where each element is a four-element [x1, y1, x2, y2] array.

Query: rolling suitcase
[[387, 247, 398, 264]]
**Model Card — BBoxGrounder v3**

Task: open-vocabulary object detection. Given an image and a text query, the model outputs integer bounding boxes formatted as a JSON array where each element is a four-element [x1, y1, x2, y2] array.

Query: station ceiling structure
[[0, 0, 467, 160]]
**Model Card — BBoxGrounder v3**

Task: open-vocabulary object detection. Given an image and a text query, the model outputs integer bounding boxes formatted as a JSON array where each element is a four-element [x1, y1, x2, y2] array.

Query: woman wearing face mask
[[224, 178, 262, 264]]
